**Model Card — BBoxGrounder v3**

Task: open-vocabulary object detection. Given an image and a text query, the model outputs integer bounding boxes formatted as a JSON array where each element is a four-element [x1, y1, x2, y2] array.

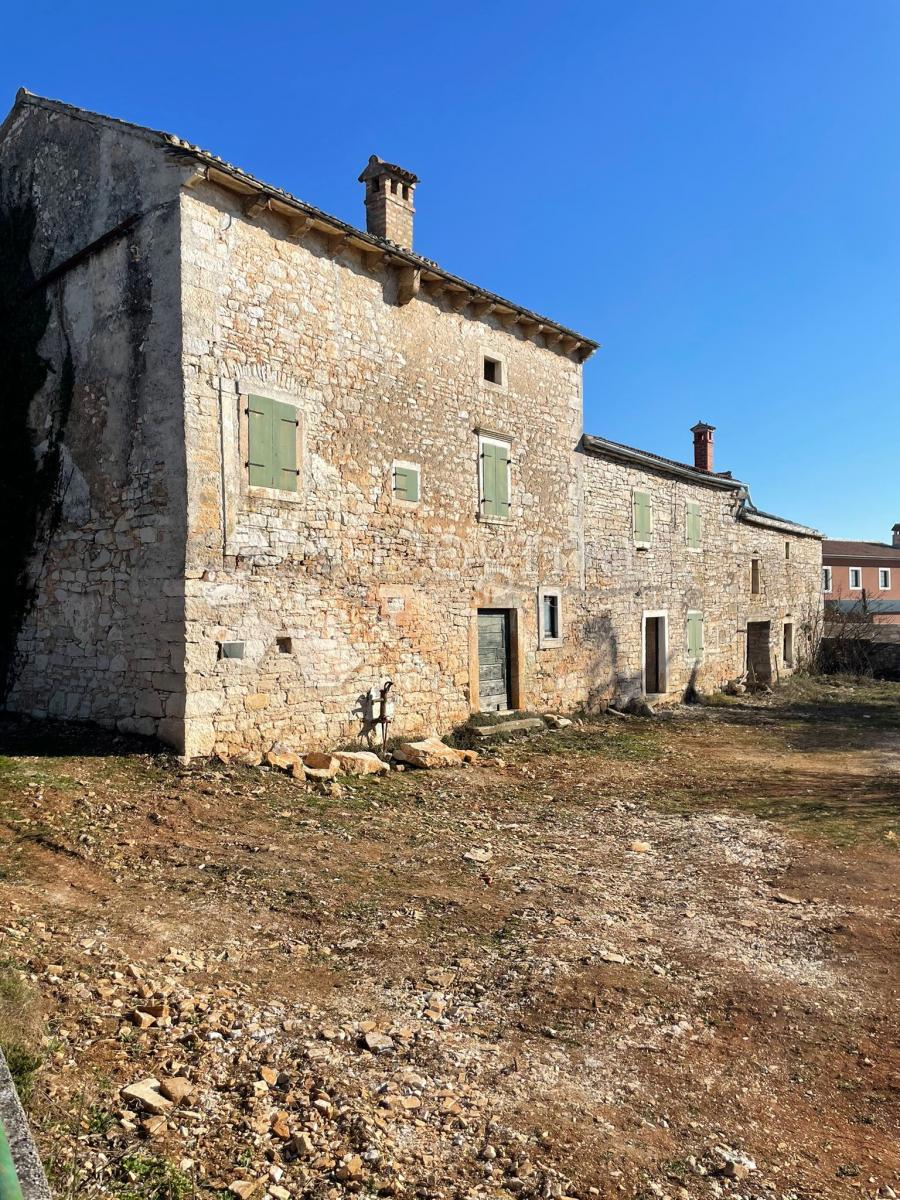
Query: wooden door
[[477, 610, 511, 712]]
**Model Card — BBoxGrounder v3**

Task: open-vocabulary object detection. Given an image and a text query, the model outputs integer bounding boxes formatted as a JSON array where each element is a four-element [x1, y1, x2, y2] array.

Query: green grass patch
[[0, 962, 44, 1103], [113, 1155, 193, 1200]]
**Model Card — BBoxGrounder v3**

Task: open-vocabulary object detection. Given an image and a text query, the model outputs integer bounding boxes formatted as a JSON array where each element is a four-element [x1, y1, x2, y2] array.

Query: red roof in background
[[823, 540, 900, 560]]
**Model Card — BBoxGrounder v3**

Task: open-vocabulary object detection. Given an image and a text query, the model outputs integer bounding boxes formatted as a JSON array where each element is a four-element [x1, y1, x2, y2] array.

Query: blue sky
[[3, 0, 898, 540]]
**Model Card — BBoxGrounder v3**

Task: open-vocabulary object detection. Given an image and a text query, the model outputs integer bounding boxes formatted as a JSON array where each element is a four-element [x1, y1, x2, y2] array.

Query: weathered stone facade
[[578, 439, 823, 703], [1, 92, 823, 757]]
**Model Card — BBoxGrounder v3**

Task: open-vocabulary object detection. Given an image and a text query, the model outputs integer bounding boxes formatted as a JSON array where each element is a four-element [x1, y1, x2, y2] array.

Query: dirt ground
[[0, 676, 898, 1200]]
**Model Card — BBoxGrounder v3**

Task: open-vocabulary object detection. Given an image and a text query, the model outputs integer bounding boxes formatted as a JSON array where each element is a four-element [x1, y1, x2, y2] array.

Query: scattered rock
[[333, 750, 389, 776], [463, 847, 494, 864], [158, 1076, 193, 1104], [302, 751, 340, 780], [544, 714, 573, 729], [393, 736, 475, 769], [120, 1078, 173, 1116], [264, 743, 301, 772], [628, 840, 651, 854]]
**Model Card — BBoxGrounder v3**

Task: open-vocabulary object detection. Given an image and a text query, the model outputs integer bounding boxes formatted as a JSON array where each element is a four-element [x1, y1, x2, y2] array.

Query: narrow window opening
[[543, 594, 560, 641], [785, 541, 791, 560], [849, 567, 862, 590], [277, 637, 293, 655], [783, 623, 794, 667], [751, 558, 761, 594], [879, 568, 891, 589], [822, 566, 832, 592]]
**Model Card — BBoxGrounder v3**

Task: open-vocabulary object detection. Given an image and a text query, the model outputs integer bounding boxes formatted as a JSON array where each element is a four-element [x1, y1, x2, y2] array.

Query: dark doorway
[[644, 615, 666, 694], [477, 609, 511, 712], [747, 621, 772, 683]]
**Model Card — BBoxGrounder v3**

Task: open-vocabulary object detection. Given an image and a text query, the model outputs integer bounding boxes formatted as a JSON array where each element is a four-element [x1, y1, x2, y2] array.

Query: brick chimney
[[892, 523, 900, 548], [691, 422, 715, 472], [358, 155, 419, 251]]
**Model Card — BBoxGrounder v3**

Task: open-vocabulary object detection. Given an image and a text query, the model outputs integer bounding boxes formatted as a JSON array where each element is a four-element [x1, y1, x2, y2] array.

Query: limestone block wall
[[1, 98, 189, 743], [578, 450, 822, 701], [178, 184, 588, 756]]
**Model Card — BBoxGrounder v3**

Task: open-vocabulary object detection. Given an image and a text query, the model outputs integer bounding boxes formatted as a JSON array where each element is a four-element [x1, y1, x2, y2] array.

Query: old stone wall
[[578, 450, 823, 702], [1, 98, 189, 743], [179, 184, 588, 756]]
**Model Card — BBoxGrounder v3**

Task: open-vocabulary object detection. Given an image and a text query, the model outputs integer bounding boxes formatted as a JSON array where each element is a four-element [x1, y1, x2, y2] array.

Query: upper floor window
[[785, 541, 791, 560], [247, 394, 299, 492], [821, 566, 832, 592], [478, 434, 511, 520], [633, 490, 653, 547], [483, 355, 503, 386], [751, 557, 761, 594], [879, 568, 891, 589], [849, 567, 862, 590], [686, 501, 702, 549], [392, 461, 420, 503]]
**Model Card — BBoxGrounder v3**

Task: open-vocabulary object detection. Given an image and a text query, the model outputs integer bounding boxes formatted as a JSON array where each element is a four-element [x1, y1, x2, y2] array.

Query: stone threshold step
[[471, 717, 548, 740]]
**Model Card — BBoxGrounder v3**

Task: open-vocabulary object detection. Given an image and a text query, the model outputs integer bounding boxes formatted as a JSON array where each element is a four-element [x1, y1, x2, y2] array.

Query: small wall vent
[[218, 641, 245, 660]]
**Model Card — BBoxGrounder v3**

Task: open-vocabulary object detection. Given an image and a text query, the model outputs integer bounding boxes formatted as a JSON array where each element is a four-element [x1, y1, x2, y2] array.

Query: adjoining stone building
[[0, 91, 823, 757]]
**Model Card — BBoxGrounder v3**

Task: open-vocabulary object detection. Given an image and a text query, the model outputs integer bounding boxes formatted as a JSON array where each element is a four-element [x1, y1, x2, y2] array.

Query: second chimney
[[892, 523, 900, 548], [358, 155, 419, 251], [691, 422, 715, 472]]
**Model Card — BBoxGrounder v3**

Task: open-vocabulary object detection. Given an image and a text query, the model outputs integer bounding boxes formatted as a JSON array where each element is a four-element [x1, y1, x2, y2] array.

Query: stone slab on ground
[[0, 1048, 51, 1200], [471, 717, 547, 740]]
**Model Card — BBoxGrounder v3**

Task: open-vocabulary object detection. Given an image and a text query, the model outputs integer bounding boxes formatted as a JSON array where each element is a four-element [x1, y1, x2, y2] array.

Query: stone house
[[0, 91, 822, 757]]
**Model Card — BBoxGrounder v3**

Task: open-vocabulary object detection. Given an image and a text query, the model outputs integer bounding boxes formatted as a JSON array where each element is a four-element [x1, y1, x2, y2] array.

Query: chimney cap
[[358, 154, 419, 186], [893, 523, 900, 532], [691, 421, 716, 434]]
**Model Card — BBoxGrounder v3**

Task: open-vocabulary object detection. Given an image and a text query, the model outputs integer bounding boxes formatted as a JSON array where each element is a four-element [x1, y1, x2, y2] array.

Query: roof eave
[[175, 151, 599, 360], [580, 434, 746, 491]]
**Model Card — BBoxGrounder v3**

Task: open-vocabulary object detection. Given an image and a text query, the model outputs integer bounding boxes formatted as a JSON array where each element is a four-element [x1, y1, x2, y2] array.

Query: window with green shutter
[[633, 490, 653, 543], [686, 611, 704, 658], [393, 463, 420, 502], [480, 437, 510, 519], [686, 500, 702, 548], [247, 395, 298, 492]]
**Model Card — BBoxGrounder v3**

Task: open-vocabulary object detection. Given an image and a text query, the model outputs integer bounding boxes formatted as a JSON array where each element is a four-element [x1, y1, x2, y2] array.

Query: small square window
[[849, 567, 862, 590], [483, 356, 502, 385], [392, 462, 420, 503], [277, 637, 293, 654], [879, 568, 891, 589], [822, 566, 832, 592]]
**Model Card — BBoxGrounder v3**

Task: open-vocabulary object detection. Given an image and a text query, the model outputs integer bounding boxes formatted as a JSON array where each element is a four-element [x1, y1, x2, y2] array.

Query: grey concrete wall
[[0, 95, 190, 749], [0, 1049, 50, 1200]]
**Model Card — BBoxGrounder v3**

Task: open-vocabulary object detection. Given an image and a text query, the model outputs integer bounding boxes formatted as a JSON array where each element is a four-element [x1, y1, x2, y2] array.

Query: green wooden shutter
[[633, 491, 652, 541], [495, 442, 509, 516], [687, 613, 703, 657], [481, 440, 510, 518], [393, 466, 420, 502], [686, 501, 701, 548], [248, 394, 275, 488], [274, 400, 298, 492]]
